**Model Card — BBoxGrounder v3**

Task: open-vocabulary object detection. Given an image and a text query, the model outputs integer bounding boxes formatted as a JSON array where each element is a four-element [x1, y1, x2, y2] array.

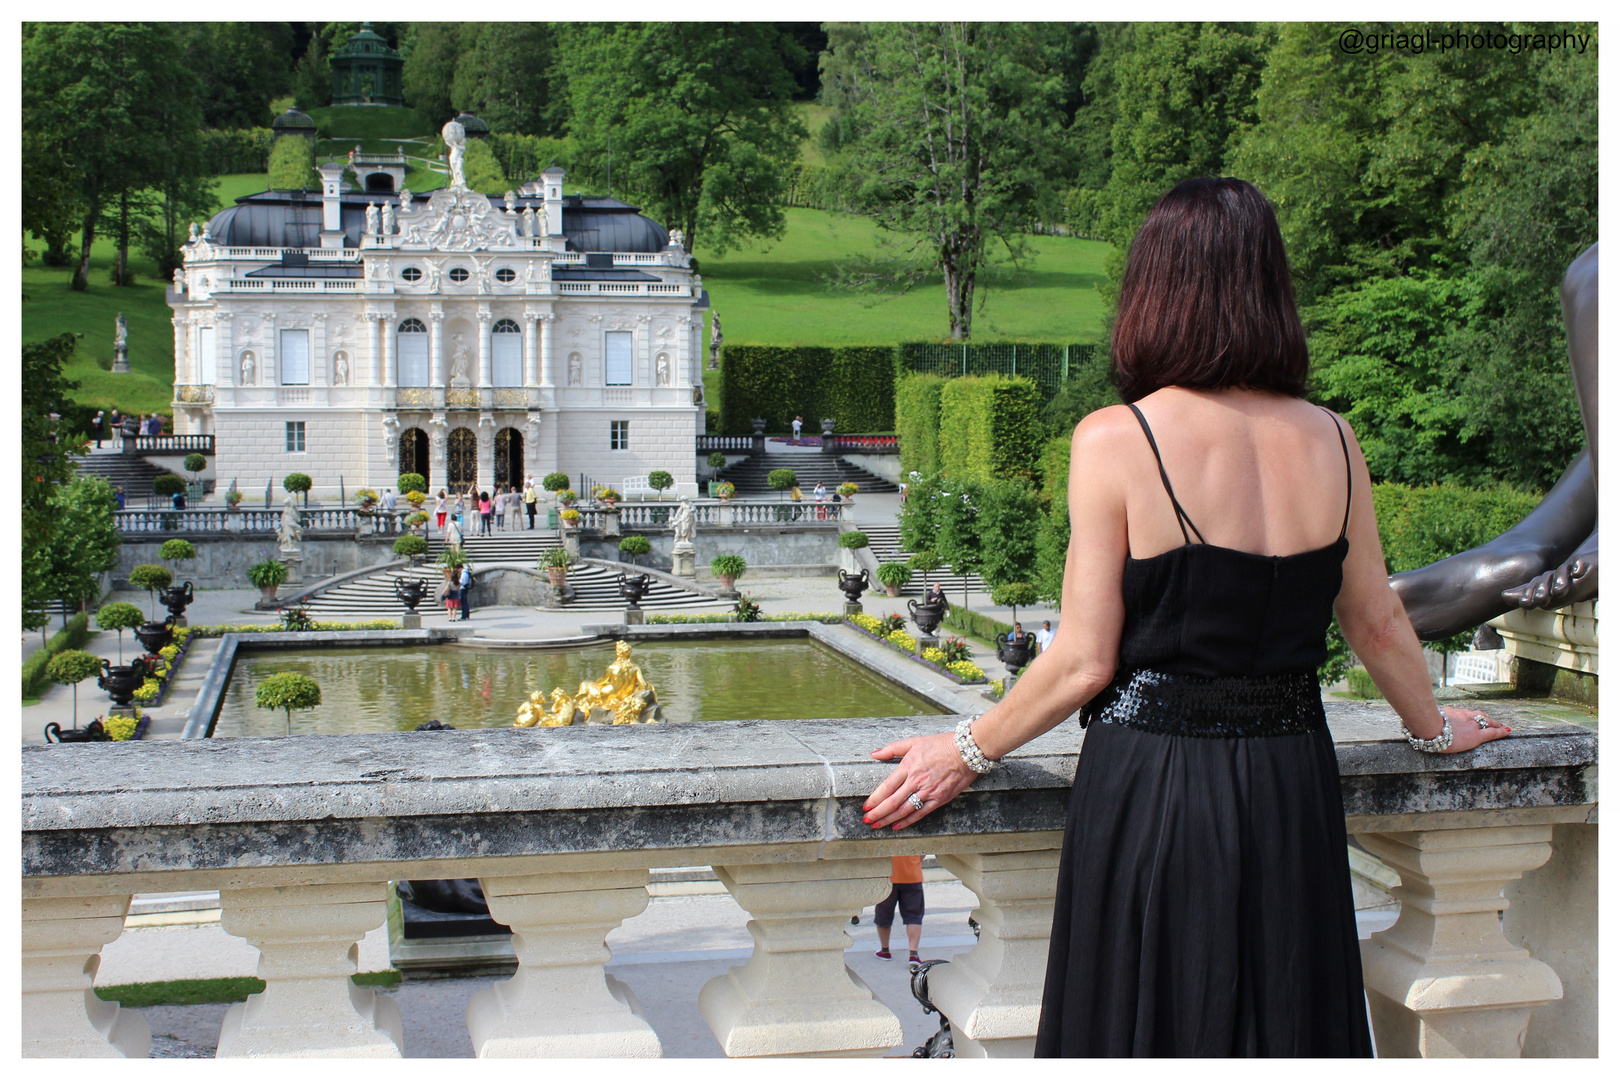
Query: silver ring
[[908, 793, 925, 812], [1475, 716, 1490, 729]]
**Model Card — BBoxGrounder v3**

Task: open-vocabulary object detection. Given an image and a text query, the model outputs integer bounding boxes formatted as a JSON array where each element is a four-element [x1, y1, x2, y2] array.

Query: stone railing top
[[20, 699, 1595, 880]]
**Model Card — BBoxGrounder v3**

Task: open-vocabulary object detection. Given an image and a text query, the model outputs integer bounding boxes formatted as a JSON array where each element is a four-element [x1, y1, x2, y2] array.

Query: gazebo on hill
[[331, 24, 404, 107]]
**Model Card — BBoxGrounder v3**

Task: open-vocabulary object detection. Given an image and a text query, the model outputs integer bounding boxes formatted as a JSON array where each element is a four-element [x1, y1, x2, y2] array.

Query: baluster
[[1359, 826, 1563, 1057], [700, 859, 902, 1057], [927, 850, 1061, 1057], [21, 892, 150, 1057], [215, 882, 403, 1058], [466, 870, 661, 1057]]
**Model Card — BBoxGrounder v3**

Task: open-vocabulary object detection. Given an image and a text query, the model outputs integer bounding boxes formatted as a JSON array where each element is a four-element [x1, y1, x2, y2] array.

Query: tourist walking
[[862, 178, 1511, 1058], [444, 516, 463, 552], [478, 491, 493, 535], [506, 486, 523, 531], [440, 569, 459, 618], [1035, 620, 1055, 653], [872, 855, 925, 963], [91, 410, 105, 448], [434, 490, 448, 534], [108, 409, 121, 449], [523, 479, 538, 529]]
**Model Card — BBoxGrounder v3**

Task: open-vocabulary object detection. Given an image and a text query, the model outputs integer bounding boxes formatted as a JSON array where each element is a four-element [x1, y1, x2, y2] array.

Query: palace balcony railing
[[128, 434, 215, 456], [21, 704, 1596, 1058], [575, 499, 843, 531], [114, 508, 404, 536], [696, 435, 753, 452], [218, 278, 360, 294]]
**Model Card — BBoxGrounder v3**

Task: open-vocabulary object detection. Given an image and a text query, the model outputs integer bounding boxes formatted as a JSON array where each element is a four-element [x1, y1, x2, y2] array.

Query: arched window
[[492, 318, 522, 386], [397, 317, 428, 386]]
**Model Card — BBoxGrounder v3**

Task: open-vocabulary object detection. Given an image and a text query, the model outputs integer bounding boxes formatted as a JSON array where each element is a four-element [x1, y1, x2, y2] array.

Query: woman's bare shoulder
[[1071, 403, 1139, 451]]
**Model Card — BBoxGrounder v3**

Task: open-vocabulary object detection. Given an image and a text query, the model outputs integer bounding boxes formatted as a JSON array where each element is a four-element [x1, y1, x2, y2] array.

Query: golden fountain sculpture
[[515, 640, 664, 727]]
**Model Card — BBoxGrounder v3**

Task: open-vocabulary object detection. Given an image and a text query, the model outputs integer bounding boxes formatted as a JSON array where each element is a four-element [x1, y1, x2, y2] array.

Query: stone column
[[219, 313, 236, 388], [477, 412, 497, 497], [429, 308, 446, 387], [539, 313, 557, 389], [215, 882, 403, 1058], [466, 870, 661, 1057], [21, 893, 150, 1058], [1359, 826, 1563, 1058], [477, 307, 492, 388], [699, 859, 902, 1057], [173, 316, 189, 384], [927, 850, 1061, 1057], [312, 313, 328, 387], [261, 312, 278, 386], [368, 314, 383, 386], [523, 313, 539, 387], [1502, 821, 1598, 1057], [429, 413, 448, 490]]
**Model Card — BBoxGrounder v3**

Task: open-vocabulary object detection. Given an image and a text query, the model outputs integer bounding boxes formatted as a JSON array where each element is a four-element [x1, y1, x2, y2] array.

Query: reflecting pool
[[212, 637, 935, 737]]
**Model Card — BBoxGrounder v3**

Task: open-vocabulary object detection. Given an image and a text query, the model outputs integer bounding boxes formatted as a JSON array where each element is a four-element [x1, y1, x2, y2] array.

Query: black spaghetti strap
[[1321, 408, 1352, 540], [1126, 403, 1206, 545]]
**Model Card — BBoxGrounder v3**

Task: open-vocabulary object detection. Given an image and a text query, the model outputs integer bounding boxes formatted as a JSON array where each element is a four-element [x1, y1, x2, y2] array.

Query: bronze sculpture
[[1389, 243, 1598, 639]]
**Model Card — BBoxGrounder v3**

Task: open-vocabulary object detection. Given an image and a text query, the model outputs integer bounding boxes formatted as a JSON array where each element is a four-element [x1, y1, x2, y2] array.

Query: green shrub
[[896, 373, 947, 478], [733, 592, 763, 622], [1346, 668, 1384, 699], [711, 553, 747, 580], [1034, 434, 1073, 605], [182, 453, 208, 477], [282, 473, 313, 497], [397, 473, 427, 494], [942, 606, 1014, 648], [151, 474, 187, 497], [95, 603, 145, 664], [899, 473, 943, 554], [159, 539, 197, 562], [19, 612, 92, 700], [541, 547, 573, 569], [717, 345, 897, 435], [617, 535, 652, 563], [255, 671, 321, 730], [938, 374, 1043, 484], [198, 128, 275, 173], [436, 547, 467, 570], [246, 560, 289, 589], [543, 472, 570, 492], [268, 134, 316, 189], [767, 468, 797, 492], [838, 531, 870, 550], [128, 564, 173, 618], [707, 452, 727, 469], [978, 477, 1042, 589], [461, 137, 507, 194], [876, 562, 913, 588], [991, 581, 1039, 622], [647, 471, 674, 498], [48, 649, 104, 723], [392, 535, 427, 558]]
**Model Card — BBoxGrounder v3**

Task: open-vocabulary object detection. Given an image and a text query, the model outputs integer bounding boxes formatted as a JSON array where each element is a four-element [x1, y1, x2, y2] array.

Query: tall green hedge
[[199, 129, 276, 174], [1371, 482, 1543, 574], [1034, 434, 1073, 604], [20, 611, 92, 700], [938, 375, 1042, 484], [268, 136, 315, 190], [896, 373, 946, 478], [718, 346, 895, 435]]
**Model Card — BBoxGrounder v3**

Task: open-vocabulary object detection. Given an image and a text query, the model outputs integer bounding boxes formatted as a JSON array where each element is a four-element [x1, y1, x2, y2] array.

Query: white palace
[[167, 160, 709, 499]]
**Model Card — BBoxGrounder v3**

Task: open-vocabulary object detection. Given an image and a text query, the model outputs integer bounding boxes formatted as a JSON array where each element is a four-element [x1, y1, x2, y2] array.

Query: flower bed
[[100, 710, 151, 741], [130, 640, 191, 707], [844, 614, 986, 684]]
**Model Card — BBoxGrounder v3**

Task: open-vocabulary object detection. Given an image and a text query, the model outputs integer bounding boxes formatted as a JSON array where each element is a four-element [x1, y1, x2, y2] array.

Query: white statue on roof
[[442, 118, 467, 190]]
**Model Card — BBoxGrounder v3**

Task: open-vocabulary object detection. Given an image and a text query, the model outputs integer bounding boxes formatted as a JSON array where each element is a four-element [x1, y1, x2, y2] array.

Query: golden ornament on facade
[[515, 641, 663, 727]]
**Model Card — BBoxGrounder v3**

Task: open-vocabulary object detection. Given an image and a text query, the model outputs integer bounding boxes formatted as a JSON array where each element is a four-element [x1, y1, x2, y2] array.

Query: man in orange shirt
[[873, 855, 925, 962]]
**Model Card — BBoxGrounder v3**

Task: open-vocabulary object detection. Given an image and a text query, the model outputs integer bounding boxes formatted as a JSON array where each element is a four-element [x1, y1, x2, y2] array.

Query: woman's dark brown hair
[[1111, 177, 1308, 402]]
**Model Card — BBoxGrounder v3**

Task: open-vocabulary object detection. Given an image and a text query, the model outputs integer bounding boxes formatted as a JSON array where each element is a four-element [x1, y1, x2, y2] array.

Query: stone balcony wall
[[22, 703, 1596, 1058]]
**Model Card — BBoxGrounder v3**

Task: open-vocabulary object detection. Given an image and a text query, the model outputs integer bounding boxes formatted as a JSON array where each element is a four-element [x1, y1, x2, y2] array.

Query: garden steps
[[710, 455, 898, 496], [74, 454, 180, 500], [860, 524, 986, 594]]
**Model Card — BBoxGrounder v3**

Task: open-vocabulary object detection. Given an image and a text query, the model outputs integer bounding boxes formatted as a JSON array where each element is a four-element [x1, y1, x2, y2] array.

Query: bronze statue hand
[[863, 732, 978, 830], [1501, 529, 1598, 609]]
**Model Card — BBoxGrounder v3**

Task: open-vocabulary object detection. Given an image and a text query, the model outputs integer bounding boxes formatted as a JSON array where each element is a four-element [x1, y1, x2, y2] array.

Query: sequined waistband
[[1080, 668, 1325, 738]]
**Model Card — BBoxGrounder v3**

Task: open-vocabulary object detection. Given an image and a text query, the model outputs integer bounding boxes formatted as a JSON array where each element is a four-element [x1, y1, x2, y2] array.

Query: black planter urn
[[838, 567, 870, 603], [995, 632, 1035, 677], [618, 572, 650, 609], [751, 417, 767, 435], [98, 656, 152, 708], [134, 617, 175, 656], [160, 581, 194, 621], [394, 577, 427, 612], [909, 598, 947, 637]]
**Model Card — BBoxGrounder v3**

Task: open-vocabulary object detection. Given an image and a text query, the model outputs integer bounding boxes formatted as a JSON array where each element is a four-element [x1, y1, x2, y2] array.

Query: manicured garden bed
[[845, 613, 986, 684]]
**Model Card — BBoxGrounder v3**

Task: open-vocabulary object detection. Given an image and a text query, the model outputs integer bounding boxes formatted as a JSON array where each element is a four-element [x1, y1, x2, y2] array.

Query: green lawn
[[699, 208, 1112, 346]]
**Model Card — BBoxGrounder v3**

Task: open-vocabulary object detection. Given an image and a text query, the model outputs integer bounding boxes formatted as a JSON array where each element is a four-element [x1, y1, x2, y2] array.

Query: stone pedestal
[[717, 503, 736, 527], [400, 613, 421, 629], [844, 601, 863, 616], [467, 870, 660, 1057], [216, 883, 403, 1058], [279, 553, 304, 586], [1359, 826, 1562, 1057], [917, 634, 939, 652], [562, 531, 580, 557], [602, 509, 621, 538], [672, 541, 696, 579], [1503, 822, 1598, 1057], [21, 893, 150, 1058], [111, 346, 129, 374], [700, 860, 901, 1057], [623, 609, 645, 626], [107, 704, 139, 718]]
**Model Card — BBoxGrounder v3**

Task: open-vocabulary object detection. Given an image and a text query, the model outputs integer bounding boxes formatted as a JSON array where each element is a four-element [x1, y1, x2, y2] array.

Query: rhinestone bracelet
[[954, 716, 999, 774], [1402, 709, 1453, 753]]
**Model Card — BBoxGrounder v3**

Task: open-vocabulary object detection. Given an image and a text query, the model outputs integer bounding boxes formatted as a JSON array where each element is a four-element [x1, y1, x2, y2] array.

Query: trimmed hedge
[[1034, 434, 1073, 604], [942, 606, 1015, 647], [718, 346, 896, 435], [1371, 482, 1543, 575], [21, 612, 93, 700], [268, 134, 316, 190], [938, 375, 1043, 484], [896, 373, 946, 479]]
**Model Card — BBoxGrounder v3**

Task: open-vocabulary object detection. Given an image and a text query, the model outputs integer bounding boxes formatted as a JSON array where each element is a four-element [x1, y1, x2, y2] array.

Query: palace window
[[286, 421, 306, 452], [605, 331, 633, 386], [492, 319, 522, 386], [610, 420, 629, 450], [449, 267, 470, 283], [279, 330, 310, 385], [495, 267, 516, 283], [400, 267, 422, 283], [397, 318, 428, 387], [197, 326, 217, 384]]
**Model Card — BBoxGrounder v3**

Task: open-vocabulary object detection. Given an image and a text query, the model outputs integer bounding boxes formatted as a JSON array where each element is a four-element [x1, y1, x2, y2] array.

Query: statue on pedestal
[[381, 200, 395, 236], [708, 311, 723, 370], [442, 118, 467, 190], [112, 313, 130, 373], [449, 333, 473, 386], [278, 496, 303, 553], [365, 202, 380, 236]]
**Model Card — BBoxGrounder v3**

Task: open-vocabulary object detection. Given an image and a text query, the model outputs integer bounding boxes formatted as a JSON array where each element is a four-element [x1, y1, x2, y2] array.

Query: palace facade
[[168, 162, 708, 499]]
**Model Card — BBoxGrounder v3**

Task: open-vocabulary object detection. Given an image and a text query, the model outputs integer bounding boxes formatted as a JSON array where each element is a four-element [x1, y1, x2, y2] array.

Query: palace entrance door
[[447, 428, 478, 492], [495, 428, 523, 490], [398, 428, 429, 487]]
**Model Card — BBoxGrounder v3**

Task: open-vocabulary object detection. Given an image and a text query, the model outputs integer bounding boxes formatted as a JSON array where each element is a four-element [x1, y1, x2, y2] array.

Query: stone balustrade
[[576, 499, 842, 532], [115, 508, 404, 537], [22, 702, 1596, 1058]]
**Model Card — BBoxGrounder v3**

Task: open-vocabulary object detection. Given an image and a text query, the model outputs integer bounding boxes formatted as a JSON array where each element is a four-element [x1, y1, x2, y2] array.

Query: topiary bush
[[96, 602, 145, 664], [938, 374, 1042, 484], [127, 564, 173, 618], [159, 539, 196, 563], [283, 473, 313, 505], [393, 535, 428, 558], [707, 452, 727, 469], [647, 471, 674, 499], [183, 453, 208, 478], [543, 472, 570, 492], [398, 472, 427, 494], [151, 474, 187, 497], [47, 648, 105, 729], [255, 671, 322, 733], [896, 372, 947, 478], [617, 534, 652, 564], [838, 531, 870, 550], [991, 580, 1039, 624], [767, 468, 797, 496]]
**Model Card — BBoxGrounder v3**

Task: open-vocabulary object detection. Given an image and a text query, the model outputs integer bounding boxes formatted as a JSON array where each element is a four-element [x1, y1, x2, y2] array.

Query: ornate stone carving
[[442, 119, 467, 189], [382, 415, 400, 456], [333, 352, 350, 385], [656, 353, 671, 387], [567, 352, 583, 386], [240, 351, 256, 385], [445, 388, 479, 407], [381, 201, 395, 236], [365, 203, 381, 236], [399, 187, 517, 252], [397, 388, 433, 406], [525, 411, 543, 448], [493, 388, 526, 406]]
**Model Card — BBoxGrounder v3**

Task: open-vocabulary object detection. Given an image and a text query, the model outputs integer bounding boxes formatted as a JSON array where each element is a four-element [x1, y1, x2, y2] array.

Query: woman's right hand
[[1434, 705, 1512, 753]]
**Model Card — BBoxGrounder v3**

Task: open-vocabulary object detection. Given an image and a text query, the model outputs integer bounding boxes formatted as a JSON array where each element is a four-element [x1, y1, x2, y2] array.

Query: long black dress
[[1033, 405, 1375, 1057]]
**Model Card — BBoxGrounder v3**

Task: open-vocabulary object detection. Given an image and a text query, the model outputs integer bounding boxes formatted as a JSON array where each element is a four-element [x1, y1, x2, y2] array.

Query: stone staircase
[[75, 452, 181, 500], [712, 455, 898, 497], [861, 524, 985, 595]]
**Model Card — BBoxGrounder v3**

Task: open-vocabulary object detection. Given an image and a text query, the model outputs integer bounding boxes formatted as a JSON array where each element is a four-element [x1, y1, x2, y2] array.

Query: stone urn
[[909, 597, 947, 637], [838, 568, 870, 603], [618, 572, 650, 609], [98, 656, 152, 708], [995, 632, 1035, 677], [821, 418, 836, 436], [161, 580, 194, 622], [751, 417, 767, 435], [394, 577, 427, 613], [134, 616, 175, 656]]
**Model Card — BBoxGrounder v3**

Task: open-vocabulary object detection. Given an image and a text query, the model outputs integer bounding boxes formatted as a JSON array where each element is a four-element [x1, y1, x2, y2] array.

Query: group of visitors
[[429, 479, 545, 539], [438, 562, 475, 621], [88, 409, 164, 449]]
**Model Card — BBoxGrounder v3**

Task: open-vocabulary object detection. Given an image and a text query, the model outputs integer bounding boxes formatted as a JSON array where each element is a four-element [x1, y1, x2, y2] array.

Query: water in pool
[[212, 638, 935, 737]]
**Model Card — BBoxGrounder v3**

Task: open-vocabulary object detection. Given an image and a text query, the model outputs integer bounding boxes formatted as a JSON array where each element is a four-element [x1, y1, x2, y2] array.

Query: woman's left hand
[[863, 732, 979, 830]]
